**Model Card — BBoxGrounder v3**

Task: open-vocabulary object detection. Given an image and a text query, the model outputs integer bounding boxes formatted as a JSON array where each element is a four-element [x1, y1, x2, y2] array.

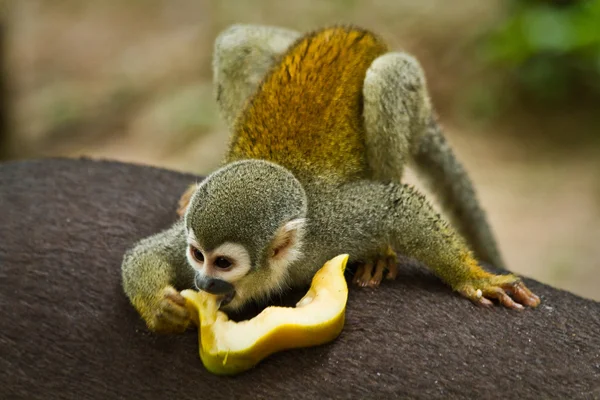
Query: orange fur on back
[[228, 26, 388, 182]]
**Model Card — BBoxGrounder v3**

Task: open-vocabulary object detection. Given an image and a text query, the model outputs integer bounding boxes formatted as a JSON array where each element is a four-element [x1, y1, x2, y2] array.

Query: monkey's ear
[[269, 218, 306, 265]]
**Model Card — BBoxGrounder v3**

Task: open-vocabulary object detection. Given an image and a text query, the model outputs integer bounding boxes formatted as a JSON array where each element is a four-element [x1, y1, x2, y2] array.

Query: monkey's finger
[[152, 301, 191, 334], [352, 264, 365, 285], [483, 287, 524, 310], [164, 289, 187, 308], [504, 282, 541, 308], [159, 298, 191, 320], [357, 262, 374, 288], [368, 259, 386, 288], [459, 286, 493, 308], [385, 257, 398, 280]]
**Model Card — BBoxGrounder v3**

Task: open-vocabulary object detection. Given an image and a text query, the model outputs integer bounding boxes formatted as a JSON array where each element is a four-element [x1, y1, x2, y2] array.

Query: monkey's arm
[[121, 220, 195, 332], [312, 181, 539, 309]]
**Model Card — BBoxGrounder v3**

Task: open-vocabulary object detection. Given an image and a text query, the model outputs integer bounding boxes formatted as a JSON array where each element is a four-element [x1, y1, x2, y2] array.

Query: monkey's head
[[184, 159, 308, 312]]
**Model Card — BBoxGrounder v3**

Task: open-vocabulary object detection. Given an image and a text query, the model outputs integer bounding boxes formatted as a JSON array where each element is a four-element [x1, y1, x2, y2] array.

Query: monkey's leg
[[363, 52, 430, 183], [356, 52, 430, 286], [362, 51, 506, 275], [176, 25, 301, 216], [212, 24, 300, 130]]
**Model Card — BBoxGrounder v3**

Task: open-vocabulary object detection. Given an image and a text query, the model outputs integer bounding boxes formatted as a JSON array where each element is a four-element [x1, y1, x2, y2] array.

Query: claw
[[352, 264, 365, 285], [368, 259, 386, 288], [458, 277, 540, 310], [479, 297, 494, 308], [483, 286, 523, 310], [357, 262, 374, 287], [504, 281, 541, 308]]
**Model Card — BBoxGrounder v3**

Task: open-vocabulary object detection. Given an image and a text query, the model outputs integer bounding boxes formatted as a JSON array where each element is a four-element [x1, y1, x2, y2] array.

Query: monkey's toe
[[368, 259, 386, 288], [458, 277, 540, 310], [504, 281, 541, 308], [352, 249, 399, 288], [352, 262, 374, 287]]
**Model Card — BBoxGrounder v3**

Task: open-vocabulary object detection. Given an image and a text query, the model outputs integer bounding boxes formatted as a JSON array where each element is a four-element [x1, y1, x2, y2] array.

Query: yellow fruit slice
[[181, 254, 350, 375]]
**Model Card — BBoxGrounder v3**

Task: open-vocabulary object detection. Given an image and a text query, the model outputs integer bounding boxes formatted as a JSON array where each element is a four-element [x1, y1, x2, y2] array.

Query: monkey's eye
[[214, 257, 232, 269], [190, 246, 204, 263]]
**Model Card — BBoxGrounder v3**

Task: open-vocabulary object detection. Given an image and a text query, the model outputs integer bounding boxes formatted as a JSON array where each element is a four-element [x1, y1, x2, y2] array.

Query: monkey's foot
[[457, 275, 541, 310], [352, 247, 398, 288], [147, 286, 192, 334], [176, 184, 197, 218]]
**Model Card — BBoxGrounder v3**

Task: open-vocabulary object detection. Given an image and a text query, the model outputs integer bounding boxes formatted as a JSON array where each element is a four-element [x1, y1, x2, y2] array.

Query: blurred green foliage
[[487, 0, 600, 101]]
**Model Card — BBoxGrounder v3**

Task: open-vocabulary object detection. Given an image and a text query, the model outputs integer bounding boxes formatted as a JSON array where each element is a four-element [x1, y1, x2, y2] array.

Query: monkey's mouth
[[218, 291, 236, 308]]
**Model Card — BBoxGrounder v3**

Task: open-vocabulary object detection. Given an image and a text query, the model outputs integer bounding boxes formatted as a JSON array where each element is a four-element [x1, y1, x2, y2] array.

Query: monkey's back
[[228, 26, 388, 182]]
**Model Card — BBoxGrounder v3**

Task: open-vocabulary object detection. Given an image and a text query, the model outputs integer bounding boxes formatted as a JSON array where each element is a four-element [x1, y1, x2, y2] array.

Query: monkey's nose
[[196, 276, 235, 295]]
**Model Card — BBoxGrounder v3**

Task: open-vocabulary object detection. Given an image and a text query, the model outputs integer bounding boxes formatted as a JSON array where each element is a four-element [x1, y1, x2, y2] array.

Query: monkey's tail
[[411, 116, 507, 270]]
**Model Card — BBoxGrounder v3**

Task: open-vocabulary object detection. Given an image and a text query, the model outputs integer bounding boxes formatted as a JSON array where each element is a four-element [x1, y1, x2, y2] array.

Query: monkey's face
[[184, 160, 308, 311], [185, 235, 251, 309]]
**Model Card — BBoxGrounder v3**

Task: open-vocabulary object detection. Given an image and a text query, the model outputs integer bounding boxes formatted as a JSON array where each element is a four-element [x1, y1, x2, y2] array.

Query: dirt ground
[[4, 0, 600, 300]]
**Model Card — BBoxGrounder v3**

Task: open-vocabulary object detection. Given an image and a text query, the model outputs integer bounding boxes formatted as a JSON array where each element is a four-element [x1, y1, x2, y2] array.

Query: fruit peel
[[182, 254, 350, 375]]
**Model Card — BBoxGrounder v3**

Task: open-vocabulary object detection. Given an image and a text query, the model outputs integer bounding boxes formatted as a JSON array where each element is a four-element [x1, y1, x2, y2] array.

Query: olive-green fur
[[121, 220, 194, 329], [186, 160, 307, 269], [121, 24, 525, 332]]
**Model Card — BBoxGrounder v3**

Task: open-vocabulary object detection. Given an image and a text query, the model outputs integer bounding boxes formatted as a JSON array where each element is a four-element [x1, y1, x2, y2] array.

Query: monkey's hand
[[140, 286, 192, 334], [121, 220, 196, 333], [455, 273, 541, 310], [353, 246, 398, 288]]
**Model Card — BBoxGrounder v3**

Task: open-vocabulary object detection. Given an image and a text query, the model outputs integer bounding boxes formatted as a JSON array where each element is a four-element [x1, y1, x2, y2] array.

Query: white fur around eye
[[186, 229, 205, 271], [186, 244, 204, 271], [209, 243, 251, 282]]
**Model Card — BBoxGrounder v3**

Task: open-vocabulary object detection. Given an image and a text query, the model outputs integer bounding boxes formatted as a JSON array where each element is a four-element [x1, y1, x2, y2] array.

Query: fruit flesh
[[182, 254, 350, 375]]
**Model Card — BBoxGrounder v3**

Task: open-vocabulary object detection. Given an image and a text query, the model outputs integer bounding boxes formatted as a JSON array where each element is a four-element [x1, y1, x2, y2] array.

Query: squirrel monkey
[[121, 24, 540, 333]]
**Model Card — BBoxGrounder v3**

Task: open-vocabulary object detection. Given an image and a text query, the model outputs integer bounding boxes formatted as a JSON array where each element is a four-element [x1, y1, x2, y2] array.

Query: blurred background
[[1, 0, 599, 300]]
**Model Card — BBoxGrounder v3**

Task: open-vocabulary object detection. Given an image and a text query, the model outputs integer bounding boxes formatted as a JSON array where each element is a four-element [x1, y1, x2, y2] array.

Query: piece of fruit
[[181, 254, 350, 375]]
